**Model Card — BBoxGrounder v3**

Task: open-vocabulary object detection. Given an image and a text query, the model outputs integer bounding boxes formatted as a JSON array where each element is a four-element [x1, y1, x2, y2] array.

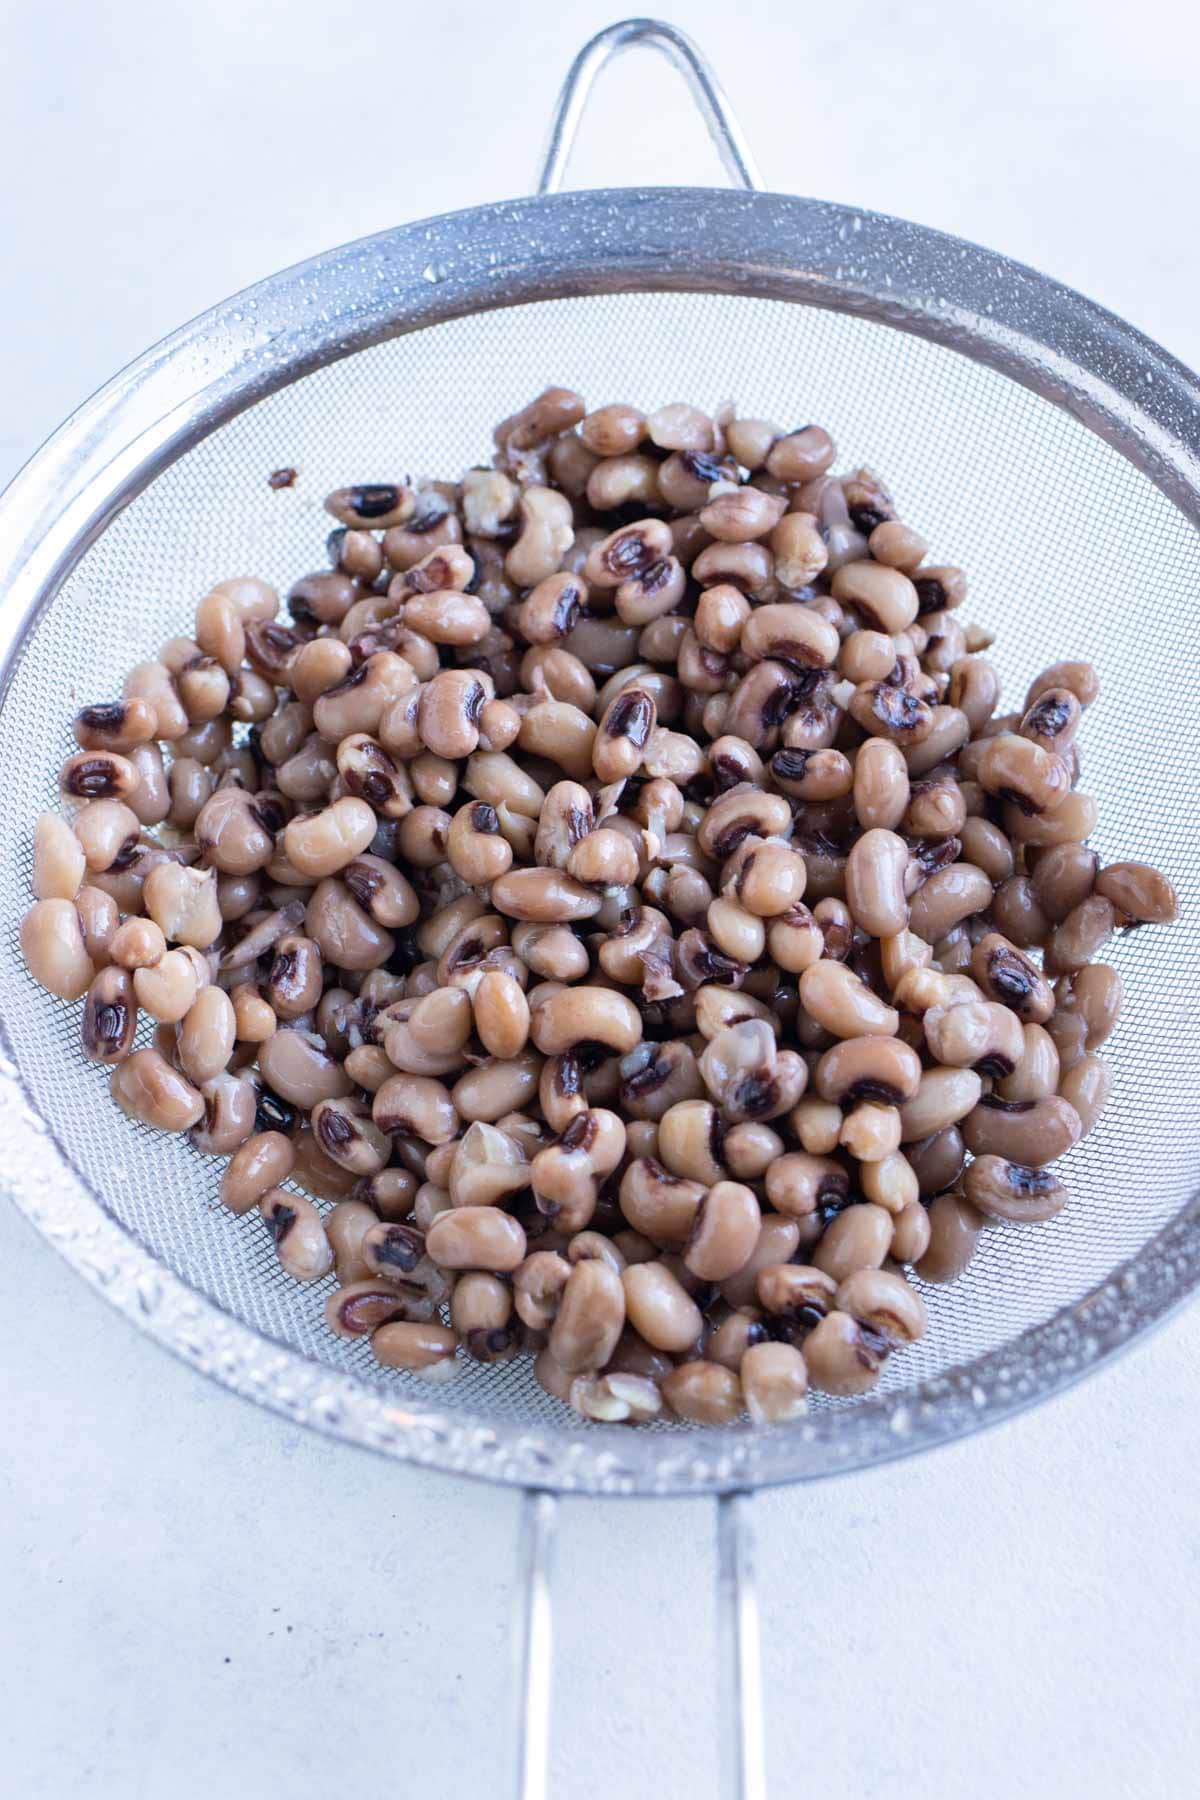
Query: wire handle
[[537, 18, 764, 196], [513, 1486, 765, 1799]]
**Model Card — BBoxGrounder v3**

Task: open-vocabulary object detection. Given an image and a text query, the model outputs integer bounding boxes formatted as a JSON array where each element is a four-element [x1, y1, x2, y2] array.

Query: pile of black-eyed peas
[[20, 388, 1179, 1424]]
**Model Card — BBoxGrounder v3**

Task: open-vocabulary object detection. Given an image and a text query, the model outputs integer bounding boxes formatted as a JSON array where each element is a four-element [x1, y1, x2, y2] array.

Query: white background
[[3, 1, 1200, 1795]]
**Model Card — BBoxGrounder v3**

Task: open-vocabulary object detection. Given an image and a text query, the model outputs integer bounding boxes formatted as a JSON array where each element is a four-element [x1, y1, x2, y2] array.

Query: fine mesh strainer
[[3, 18, 1200, 1798]]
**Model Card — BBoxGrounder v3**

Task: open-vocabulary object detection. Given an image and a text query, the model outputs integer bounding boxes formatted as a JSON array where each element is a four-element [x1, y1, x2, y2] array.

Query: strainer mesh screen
[[3, 290, 1198, 1427]]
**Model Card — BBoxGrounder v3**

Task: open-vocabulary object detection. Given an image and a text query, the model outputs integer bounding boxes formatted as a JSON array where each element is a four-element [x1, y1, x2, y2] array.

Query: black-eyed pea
[[176, 984, 236, 1085], [683, 1181, 761, 1283], [20, 897, 95, 999], [133, 948, 200, 1024], [963, 1154, 1068, 1223], [451, 1051, 542, 1123], [971, 933, 1055, 1022], [898, 1068, 982, 1142], [412, 1183, 453, 1230], [961, 1093, 1081, 1167], [814, 1036, 922, 1107], [799, 959, 898, 1038], [569, 1373, 663, 1424], [70, 798, 140, 872], [859, 1150, 919, 1216], [344, 1043, 393, 1092], [1094, 860, 1177, 925], [259, 1027, 353, 1109], [717, 1215, 802, 1309], [840, 1101, 903, 1161], [765, 424, 835, 484], [798, 1310, 887, 1395], [122, 660, 188, 740], [741, 1341, 808, 1422], [837, 1267, 926, 1344], [513, 1250, 571, 1331], [73, 697, 159, 754], [283, 797, 376, 880], [912, 1188, 982, 1283], [141, 861, 222, 950], [924, 1000, 1025, 1078], [996, 1023, 1061, 1102], [720, 1121, 783, 1183], [325, 1280, 429, 1339], [504, 485, 574, 587], [425, 1206, 526, 1273], [81, 967, 137, 1064], [358, 1220, 427, 1287], [1043, 895, 1118, 975], [548, 1260, 626, 1373], [848, 679, 934, 747], [188, 1071, 258, 1155], [1003, 792, 1098, 848], [452, 1273, 517, 1363], [889, 1200, 931, 1265], [1058, 1053, 1111, 1137], [769, 509, 828, 589], [370, 1321, 459, 1379], [787, 1096, 843, 1156], [32, 812, 87, 902], [310, 1094, 391, 1176], [110, 1048, 204, 1132], [219, 1131, 295, 1215], [699, 486, 787, 543], [469, 969, 530, 1061], [812, 1203, 893, 1282], [661, 1361, 742, 1423]]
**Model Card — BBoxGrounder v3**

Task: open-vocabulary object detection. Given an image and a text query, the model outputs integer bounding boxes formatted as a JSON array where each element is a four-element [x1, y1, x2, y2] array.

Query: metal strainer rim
[[3, 181, 1200, 1495]]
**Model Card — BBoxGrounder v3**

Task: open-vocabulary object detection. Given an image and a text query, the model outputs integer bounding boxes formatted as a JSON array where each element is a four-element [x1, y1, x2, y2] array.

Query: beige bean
[[813, 1204, 894, 1282], [800, 960, 898, 1038], [803, 1311, 887, 1396], [370, 1321, 459, 1378], [962, 1094, 1082, 1166], [177, 985, 236, 1084], [684, 1181, 762, 1282], [530, 987, 641, 1055], [852, 740, 910, 832], [915, 1189, 984, 1283], [70, 798, 140, 872], [426, 1206, 527, 1273], [837, 1268, 926, 1342], [845, 829, 910, 936], [143, 862, 222, 949], [622, 1261, 703, 1354], [1058, 1053, 1111, 1137], [549, 1260, 626, 1372], [110, 1048, 204, 1131], [907, 864, 993, 943], [971, 933, 1054, 1023], [898, 1068, 982, 1140], [282, 797, 375, 880], [258, 1187, 333, 1282], [32, 812, 87, 900], [963, 1154, 1068, 1223], [452, 1052, 542, 1123], [996, 1022, 1061, 1102], [20, 897, 95, 999], [219, 1131, 294, 1215], [133, 949, 199, 1024]]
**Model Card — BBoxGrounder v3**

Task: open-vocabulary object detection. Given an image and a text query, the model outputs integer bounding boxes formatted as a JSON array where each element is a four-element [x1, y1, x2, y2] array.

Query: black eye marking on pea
[[606, 691, 653, 745], [269, 467, 298, 490], [471, 803, 499, 835], [373, 1227, 424, 1273], [913, 575, 948, 614], [348, 484, 401, 519], [78, 702, 127, 731], [265, 1203, 297, 1245]]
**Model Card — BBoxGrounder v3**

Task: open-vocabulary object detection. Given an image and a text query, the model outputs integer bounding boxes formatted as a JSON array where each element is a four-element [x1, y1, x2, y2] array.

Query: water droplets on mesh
[[3, 289, 1199, 1427]]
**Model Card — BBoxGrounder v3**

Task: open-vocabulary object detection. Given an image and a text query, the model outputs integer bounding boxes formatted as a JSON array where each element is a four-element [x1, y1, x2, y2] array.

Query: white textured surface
[[2, 0, 1199, 1793]]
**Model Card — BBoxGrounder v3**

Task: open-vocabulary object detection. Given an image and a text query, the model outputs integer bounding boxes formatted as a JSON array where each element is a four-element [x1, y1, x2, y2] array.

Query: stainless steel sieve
[[3, 17, 1200, 1798]]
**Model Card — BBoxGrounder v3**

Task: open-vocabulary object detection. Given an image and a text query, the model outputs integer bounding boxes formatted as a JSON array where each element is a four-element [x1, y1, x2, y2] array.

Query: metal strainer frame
[[3, 18, 1200, 1797]]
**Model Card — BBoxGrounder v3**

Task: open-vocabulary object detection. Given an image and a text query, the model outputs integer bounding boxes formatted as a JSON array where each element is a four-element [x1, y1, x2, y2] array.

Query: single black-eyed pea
[[971, 932, 1055, 1022], [963, 1155, 1068, 1223], [840, 1101, 903, 1162], [370, 1321, 459, 1379], [812, 1204, 894, 1283], [741, 1341, 808, 1422], [802, 1311, 887, 1396], [110, 1048, 204, 1132], [961, 1093, 1082, 1167]]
